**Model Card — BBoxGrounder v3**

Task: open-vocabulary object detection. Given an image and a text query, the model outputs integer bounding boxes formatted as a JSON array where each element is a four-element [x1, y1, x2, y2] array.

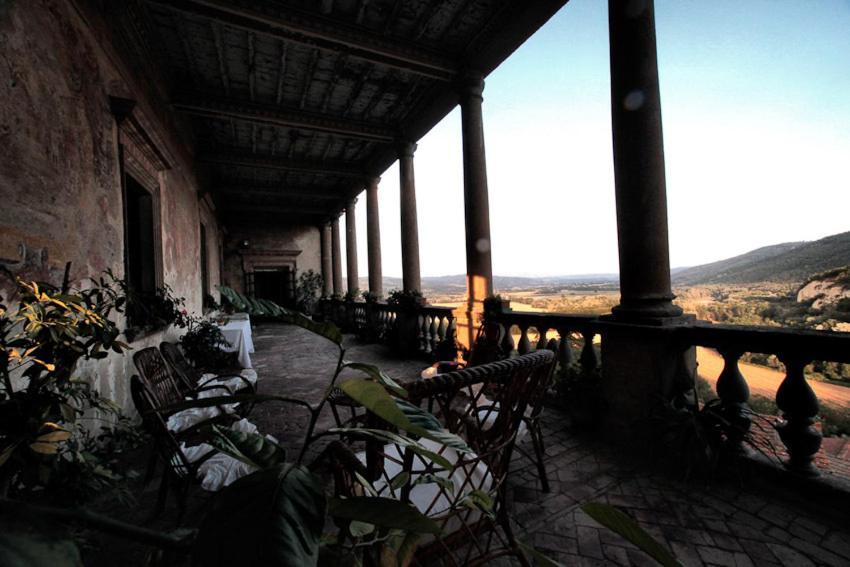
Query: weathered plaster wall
[[0, 0, 222, 416], [223, 224, 322, 293]]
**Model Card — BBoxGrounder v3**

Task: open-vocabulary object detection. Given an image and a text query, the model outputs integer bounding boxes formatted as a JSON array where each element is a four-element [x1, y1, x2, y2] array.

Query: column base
[[611, 297, 683, 322], [600, 316, 696, 443]]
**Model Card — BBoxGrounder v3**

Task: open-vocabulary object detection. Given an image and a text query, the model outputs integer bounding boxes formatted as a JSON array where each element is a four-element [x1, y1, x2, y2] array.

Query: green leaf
[[340, 380, 411, 431], [517, 540, 566, 567], [389, 472, 410, 491], [411, 473, 455, 494], [193, 464, 326, 567], [580, 503, 683, 567], [460, 489, 494, 518], [277, 310, 342, 345], [348, 520, 375, 538], [395, 399, 440, 431], [206, 425, 286, 470], [338, 381, 470, 454], [328, 497, 440, 535], [343, 362, 408, 397], [0, 530, 83, 567], [331, 428, 452, 470]]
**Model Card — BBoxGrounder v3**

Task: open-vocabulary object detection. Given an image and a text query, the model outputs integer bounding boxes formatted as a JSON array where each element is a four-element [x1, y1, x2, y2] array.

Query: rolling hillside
[[673, 231, 850, 285]]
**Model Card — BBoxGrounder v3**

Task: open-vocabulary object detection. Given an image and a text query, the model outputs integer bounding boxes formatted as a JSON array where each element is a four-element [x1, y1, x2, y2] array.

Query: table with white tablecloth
[[217, 315, 254, 369]]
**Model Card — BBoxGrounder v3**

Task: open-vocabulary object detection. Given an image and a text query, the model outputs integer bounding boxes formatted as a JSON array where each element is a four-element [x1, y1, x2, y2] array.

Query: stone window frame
[[110, 96, 173, 334]]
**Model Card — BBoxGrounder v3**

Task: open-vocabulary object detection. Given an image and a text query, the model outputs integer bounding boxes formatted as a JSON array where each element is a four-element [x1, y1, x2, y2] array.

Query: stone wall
[[223, 224, 322, 294], [0, 0, 222, 416]]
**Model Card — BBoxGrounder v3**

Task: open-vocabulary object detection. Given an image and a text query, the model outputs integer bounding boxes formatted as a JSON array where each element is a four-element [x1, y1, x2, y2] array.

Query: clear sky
[[340, 0, 850, 279]]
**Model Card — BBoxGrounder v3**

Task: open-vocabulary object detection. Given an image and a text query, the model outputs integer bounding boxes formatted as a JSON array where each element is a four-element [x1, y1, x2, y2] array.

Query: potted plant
[[386, 289, 426, 357], [483, 294, 510, 316]]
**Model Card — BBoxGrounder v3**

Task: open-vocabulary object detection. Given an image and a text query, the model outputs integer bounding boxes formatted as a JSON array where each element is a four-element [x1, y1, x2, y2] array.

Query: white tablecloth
[[218, 317, 254, 369]]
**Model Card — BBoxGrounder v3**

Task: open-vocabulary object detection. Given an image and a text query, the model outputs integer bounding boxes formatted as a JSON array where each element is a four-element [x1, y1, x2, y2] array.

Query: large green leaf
[[193, 464, 326, 567], [344, 362, 408, 397], [328, 497, 440, 535], [339, 381, 469, 454], [331, 427, 453, 470], [278, 310, 342, 345], [517, 540, 566, 567], [580, 503, 682, 567], [207, 425, 286, 470], [0, 530, 83, 567]]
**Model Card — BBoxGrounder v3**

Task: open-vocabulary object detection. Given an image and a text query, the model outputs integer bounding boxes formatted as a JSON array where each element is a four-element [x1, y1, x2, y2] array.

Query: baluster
[[776, 355, 821, 475], [536, 325, 549, 351], [501, 324, 516, 357], [715, 349, 751, 451], [417, 314, 427, 355], [518, 325, 531, 355], [423, 314, 433, 355], [546, 337, 558, 353], [429, 315, 440, 352], [557, 327, 574, 370], [438, 315, 448, 344], [579, 330, 598, 372]]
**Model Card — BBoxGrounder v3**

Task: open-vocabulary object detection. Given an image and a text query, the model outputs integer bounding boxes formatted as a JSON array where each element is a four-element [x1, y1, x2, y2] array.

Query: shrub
[[296, 270, 323, 314], [180, 319, 234, 371]]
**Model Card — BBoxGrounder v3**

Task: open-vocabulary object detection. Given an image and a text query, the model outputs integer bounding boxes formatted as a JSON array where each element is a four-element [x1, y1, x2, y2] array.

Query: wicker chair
[[327, 350, 555, 566], [466, 323, 557, 492], [160, 341, 256, 396]]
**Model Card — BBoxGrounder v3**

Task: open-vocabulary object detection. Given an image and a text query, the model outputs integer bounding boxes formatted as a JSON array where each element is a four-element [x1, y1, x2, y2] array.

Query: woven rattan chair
[[328, 350, 555, 566], [160, 341, 255, 396], [466, 323, 557, 492]]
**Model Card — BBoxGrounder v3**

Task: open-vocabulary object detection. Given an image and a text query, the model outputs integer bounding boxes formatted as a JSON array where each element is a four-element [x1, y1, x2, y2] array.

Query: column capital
[[397, 141, 417, 158], [457, 73, 485, 100], [347, 197, 358, 209], [366, 175, 381, 188]]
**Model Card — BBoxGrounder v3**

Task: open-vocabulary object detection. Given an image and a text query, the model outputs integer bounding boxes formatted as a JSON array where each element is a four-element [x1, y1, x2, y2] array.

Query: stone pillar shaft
[[460, 75, 494, 306], [608, 0, 681, 320], [366, 177, 383, 297], [331, 217, 343, 296], [345, 199, 359, 296], [398, 143, 421, 293], [320, 223, 333, 297]]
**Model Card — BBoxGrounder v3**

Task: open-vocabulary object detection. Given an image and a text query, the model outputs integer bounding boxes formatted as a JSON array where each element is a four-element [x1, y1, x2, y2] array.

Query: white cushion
[[356, 438, 493, 518], [180, 419, 275, 491], [166, 388, 238, 433]]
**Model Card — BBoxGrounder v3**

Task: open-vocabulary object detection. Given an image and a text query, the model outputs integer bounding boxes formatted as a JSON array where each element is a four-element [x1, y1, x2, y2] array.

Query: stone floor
[[250, 323, 850, 566], [92, 322, 850, 566]]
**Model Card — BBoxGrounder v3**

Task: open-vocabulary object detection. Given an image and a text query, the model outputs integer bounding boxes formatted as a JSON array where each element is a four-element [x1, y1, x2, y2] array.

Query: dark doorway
[[252, 268, 295, 308]]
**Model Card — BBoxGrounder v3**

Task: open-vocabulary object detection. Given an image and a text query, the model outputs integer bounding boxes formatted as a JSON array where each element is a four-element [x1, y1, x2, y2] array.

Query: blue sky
[[342, 0, 850, 279]]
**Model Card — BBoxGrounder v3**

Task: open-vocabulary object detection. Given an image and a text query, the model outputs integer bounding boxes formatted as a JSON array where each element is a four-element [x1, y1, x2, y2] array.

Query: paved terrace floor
[[96, 322, 850, 566]]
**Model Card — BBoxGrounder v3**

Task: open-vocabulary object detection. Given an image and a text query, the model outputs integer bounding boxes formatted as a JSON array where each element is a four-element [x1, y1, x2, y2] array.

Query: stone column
[[345, 199, 359, 297], [398, 142, 421, 293], [459, 74, 494, 347], [601, 0, 694, 441], [608, 0, 681, 321], [320, 223, 333, 297], [331, 216, 343, 296], [366, 177, 383, 297]]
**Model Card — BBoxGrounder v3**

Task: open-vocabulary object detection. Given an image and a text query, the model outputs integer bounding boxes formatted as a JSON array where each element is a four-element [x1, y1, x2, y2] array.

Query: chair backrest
[[130, 376, 194, 479], [160, 341, 200, 392], [133, 347, 185, 408], [340, 350, 555, 564]]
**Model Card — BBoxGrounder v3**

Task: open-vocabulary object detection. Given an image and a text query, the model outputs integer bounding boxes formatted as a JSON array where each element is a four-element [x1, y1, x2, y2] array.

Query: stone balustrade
[[316, 298, 455, 359], [487, 308, 850, 476]]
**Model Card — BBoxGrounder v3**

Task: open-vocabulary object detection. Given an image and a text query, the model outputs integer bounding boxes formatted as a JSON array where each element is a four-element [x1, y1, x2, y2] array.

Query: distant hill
[[673, 231, 850, 286], [353, 273, 619, 295]]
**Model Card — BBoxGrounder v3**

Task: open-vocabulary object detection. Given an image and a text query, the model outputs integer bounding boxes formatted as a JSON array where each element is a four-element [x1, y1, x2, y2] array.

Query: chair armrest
[[190, 383, 235, 397]]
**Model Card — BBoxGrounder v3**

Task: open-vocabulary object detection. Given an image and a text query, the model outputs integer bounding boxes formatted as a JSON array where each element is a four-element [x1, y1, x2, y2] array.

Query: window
[[124, 174, 157, 298]]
